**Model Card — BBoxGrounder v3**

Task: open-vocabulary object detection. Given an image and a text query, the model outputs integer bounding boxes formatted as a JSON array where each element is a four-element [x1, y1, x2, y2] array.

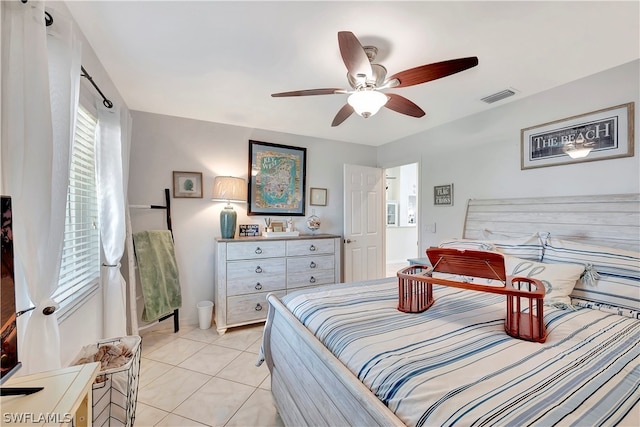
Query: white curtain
[[1, 1, 80, 373], [97, 105, 131, 338]]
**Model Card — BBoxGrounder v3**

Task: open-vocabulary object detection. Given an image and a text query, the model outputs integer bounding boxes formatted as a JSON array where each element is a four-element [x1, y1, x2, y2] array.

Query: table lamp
[[212, 176, 247, 238]]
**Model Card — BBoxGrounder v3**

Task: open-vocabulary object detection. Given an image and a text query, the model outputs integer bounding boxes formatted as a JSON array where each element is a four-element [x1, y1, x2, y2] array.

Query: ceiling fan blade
[[331, 104, 354, 127], [387, 57, 479, 88], [384, 93, 425, 118], [271, 88, 344, 97], [338, 31, 372, 80]]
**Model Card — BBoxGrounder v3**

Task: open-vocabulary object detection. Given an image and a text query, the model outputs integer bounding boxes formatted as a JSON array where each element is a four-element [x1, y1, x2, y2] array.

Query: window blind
[[54, 106, 100, 311]]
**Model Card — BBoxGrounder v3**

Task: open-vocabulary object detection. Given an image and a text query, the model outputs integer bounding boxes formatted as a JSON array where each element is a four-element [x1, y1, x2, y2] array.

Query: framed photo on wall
[[248, 140, 306, 216], [173, 171, 203, 198], [434, 184, 453, 206], [310, 187, 327, 206]]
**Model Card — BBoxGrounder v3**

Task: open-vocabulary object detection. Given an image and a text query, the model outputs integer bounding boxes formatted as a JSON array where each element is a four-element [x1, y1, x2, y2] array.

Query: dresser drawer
[[286, 239, 335, 256], [226, 240, 286, 260], [287, 269, 335, 290], [286, 255, 334, 273], [227, 291, 286, 325], [227, 276, 285, 297], [227, 258, 286, 280]]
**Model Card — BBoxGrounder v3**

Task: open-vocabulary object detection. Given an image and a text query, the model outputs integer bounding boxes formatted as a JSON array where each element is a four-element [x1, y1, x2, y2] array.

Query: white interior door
[[343, 164, 384, 282]]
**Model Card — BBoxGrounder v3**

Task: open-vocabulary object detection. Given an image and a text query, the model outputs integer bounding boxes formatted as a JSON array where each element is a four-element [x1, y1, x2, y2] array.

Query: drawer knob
[[255, 303, 263, 311], [309, 276, 316, 283], [255, 247, 262, 254], [309, 244, 316, 251], [255, 266, 263, 273], [255, 283, 263, 290], [310, 261, 317, 268]]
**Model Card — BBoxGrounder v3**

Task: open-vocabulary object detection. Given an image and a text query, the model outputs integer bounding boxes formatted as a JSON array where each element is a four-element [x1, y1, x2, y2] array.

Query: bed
[[261, 194, 640, 426]]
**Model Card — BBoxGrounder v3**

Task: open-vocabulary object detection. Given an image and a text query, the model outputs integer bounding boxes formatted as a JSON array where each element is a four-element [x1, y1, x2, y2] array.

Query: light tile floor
[[135, 322, 283, 427]]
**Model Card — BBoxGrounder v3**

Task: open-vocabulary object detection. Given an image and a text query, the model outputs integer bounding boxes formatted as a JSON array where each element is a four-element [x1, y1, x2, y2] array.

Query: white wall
[[377, 60, 640, 254], [127, 112, 378, 325]]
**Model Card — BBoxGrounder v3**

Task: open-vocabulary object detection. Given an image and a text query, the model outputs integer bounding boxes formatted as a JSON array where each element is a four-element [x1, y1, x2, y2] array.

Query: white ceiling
[[65, 1, 639, 147]]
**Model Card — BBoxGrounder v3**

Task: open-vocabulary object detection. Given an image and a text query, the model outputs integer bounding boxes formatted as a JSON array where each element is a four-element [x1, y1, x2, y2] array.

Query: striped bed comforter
[[282, 279, 640, 427]]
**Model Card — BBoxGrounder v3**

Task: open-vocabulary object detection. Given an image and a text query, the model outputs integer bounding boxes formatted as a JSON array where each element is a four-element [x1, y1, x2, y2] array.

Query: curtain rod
[[21, 0, 114, 109], [81, 66, 114, 108]]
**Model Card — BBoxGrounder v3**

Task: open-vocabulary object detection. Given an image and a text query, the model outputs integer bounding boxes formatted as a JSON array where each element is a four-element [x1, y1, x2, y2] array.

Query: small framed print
[[310, 187, 327, 206], [434, 184, 453, 206], [173, 171, 203, 198]]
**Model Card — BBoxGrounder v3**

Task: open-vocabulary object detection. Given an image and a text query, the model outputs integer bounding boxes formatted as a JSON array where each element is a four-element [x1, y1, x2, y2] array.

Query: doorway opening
[[385, 163, 419, 277]]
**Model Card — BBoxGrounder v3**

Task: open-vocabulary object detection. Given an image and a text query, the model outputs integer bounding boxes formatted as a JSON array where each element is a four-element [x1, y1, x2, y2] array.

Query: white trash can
[[197, 301, 213, 329]]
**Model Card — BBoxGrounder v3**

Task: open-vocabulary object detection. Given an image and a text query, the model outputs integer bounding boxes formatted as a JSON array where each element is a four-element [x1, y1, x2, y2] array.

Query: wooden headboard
[[463, 194, 640, 252]]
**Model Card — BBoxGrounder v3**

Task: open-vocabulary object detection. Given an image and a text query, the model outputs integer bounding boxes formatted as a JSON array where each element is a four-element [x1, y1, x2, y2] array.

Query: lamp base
[[220, 205, 237, 239]]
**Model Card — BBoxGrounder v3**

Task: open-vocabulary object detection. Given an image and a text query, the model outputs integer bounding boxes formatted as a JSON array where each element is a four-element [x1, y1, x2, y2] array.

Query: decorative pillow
[[505, 256, 585, 306], [542, 237, 640, 310], [482, 230, 544, 262]]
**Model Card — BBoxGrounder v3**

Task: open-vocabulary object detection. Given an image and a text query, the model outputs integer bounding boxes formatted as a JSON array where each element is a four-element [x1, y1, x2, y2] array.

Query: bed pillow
[[482, 230, 544, 262], [505, 256, 585, 306], [542, 237, 640, 310]]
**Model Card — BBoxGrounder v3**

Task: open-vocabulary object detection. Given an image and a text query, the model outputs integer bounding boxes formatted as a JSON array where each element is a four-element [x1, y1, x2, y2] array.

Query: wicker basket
[[73, 336, 141, 427]]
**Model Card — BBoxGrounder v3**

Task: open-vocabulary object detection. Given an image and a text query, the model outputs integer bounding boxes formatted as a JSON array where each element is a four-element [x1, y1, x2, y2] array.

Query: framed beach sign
[[248, 140, 307, 216], [521, 102, 634, 170]]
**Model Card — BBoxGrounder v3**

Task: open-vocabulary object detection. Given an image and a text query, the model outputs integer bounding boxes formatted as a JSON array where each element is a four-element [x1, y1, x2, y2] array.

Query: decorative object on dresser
[[211, 176, 248, 239], [214, 235, 341, 334], [238, 224, 260, 237], [306, 210, 321, 232], [263, 217, 300, 237], [248, 140, 306, 216], [520, 102, 634, 169], [172, 171, 203, 198]]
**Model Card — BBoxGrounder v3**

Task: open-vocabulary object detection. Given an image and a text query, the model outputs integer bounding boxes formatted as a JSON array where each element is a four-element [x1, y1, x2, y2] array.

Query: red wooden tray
[[397, 248, 547, 343]]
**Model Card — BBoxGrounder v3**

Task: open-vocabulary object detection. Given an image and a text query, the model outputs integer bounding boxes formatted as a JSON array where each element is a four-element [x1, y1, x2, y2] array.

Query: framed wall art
[[434, 184, 453, 206], [521, 102, 634, 170], [173, 171, 203, 198], [248, 140, 306, 216], [310, 187, 327, 206]]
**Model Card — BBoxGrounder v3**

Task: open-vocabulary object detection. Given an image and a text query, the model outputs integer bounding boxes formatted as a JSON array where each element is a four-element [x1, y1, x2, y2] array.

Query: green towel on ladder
[[133, 230, 182, 322]]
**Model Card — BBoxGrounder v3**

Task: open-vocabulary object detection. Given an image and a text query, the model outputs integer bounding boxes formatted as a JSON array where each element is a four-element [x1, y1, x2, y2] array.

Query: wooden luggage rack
[[397, 248, 547, 343]]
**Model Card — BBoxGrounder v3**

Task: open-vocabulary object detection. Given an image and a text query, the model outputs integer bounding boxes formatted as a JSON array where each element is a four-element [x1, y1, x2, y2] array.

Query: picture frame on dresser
[[247, 140, 306, 216]]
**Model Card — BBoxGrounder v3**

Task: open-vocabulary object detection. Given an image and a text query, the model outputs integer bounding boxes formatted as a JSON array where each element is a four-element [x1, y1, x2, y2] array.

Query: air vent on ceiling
[[481, 88, 517, 104]]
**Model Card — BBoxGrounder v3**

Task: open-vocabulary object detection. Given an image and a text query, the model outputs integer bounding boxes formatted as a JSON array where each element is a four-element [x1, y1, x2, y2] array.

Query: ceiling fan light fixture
[[347, 89, 388, 118]]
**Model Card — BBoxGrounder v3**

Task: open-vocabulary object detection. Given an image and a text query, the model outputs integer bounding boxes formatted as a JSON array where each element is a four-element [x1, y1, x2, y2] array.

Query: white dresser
[[215, 234, 341, 334]]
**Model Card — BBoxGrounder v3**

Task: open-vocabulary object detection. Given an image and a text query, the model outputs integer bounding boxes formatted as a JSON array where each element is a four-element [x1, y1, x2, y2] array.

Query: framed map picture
[[248, 140, 306, 216]]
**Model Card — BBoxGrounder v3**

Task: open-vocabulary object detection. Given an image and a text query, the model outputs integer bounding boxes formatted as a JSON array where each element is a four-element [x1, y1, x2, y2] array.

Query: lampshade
[[347, 89, 388, 118], [563, 136, 594, 159], [212, 176, 247, 202]]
